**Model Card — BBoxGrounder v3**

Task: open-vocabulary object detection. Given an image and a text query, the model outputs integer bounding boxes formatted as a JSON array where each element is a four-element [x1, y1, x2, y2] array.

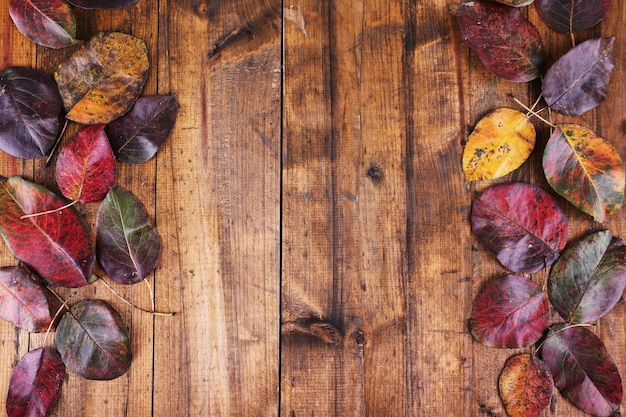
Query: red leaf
[[6, 348, 65, 417], [471, 182, 568, 273], [9, 0, 77, 49], [470, 275, 549, 348], [499, 354, 554, 417], [449, 1, 545, 82], [535, 0, 612, 33], [0, 266, 51, 332], [0, 176, 95, 288], [56, 125, 116, 203], [541, 324, 623, 417]]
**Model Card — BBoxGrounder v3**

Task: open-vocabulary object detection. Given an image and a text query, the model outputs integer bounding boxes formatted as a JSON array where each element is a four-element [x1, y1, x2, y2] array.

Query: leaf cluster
[[451, 1, 625, 416], [2, 2, 178, 416]]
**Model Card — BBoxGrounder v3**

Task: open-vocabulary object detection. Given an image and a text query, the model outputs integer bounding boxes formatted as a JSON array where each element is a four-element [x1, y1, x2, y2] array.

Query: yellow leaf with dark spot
[[54, 32, 149, 125], [463, 108, 535, 181]]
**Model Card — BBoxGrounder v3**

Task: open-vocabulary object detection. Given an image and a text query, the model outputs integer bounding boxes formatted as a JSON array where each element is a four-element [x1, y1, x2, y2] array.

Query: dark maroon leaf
[[6, 348, 65, 417], [66, 0, 137, 9], [0, 176, 95, 288], [0, 266, 51, 332], [499, 354, 554, 417], [105, 94, 179, 164], [9, 0, 77, 48], [470, 275, 549, 348], [449, 1, 545, 82], [0, 67, 63, 158], [541, 324, 622, 417], [549, 230, 626, 323], [471, 182, 568, 273], [542, 38, 615, 116], [535, 0, 612, 33], [55, 299, 131, 380], [56, 124, 116, 203], [97, 185, 161, 284]]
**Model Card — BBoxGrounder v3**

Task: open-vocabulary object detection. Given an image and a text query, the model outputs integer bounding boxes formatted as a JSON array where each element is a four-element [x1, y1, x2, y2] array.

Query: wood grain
[[0, 0, 623, 416]]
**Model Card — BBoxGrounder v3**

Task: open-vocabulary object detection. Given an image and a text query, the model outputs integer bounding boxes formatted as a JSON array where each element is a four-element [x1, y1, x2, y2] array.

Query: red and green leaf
[[6, 348, 65, 417], [97, 185, 161, 284], [549, 230, 626, 323], [499, 354, 554, 417], [0, 266, 51, 332], [470, 275, 549, 348], [542, 38, 615, 116], [541, 324, 623, 417], [471, 182, 568, 273], [105, 94, 179, 164], [9, 0, 77, 49], [543, 123, 624, 222], [449, 1, 545, 82], [56, 124, 116, 203], [535, 0, 612, 33], [0, 176, 95, 288], [55, 299, 131, 380], [0, 67, 63, 158]]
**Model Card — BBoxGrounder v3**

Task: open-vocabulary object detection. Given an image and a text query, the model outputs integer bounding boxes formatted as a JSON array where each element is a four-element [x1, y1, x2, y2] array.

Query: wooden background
[[0, 0, 624, 416]]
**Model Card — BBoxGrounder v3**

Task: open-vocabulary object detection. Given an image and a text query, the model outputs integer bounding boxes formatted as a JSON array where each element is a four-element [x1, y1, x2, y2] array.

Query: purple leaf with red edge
[[499, 354, 554, 417], [97, 185, 161, 284], [55, 299, 131, 380], [0, 266, 51, 332], [535, 0, 612, 33], [471, 182, 568, 273], [541, 324, 623, 417], [449, 1, 545, 82], [9, 0, 77, 49], [549, 230, 626, 323], [542, 38, 615, 116], [6, 348, 65, 417], [470, 275, 549, 348], [67, 0, 137, 9], [0, 176, 95, 288], [56, 124, 116, 203], [0, 67, 63, 158]]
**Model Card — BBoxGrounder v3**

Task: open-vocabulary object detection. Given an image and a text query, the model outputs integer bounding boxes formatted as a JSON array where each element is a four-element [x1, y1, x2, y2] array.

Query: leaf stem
[[43, 298, 69, 346], [534, 323, 595, 354], [20, 199, 79, 220], [509, 94, 556, 128], [94, 274, 175, 317], [45, 118, 69, 167]]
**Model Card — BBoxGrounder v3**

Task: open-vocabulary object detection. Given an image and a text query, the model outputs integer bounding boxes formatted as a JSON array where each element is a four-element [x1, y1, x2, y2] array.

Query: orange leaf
[[499, 354, 554, 417]]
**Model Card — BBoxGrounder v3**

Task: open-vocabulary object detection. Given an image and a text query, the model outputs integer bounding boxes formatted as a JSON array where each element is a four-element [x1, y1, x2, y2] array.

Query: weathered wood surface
[[0, 0, 623, 416]]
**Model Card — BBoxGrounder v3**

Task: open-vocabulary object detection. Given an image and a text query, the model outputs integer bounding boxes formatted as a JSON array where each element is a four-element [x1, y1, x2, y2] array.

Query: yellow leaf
[[463, 108, 535, 181]]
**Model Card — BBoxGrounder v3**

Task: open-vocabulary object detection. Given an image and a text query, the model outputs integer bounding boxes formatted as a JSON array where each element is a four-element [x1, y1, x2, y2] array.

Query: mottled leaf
[[542, 38, 615, 116], [56, 124, 116, 203], [541, 324, 622, 417], [463, 108, 535, 181], [449, 1, 545, 82], [106, 94, 179, 164], [55, 299, 131, 380], [535, 0, 611, 33], [549, 230, 626, 323], [9, 0, 77, 48], [543, 123, 624, 222], [470, 275, 549, 348], [0, 67, 63, 158], [499, 354, 554, 417], [67, 0, 137, 9], [0, 176, 95, 288], [6, 348, 65, 417], [0, 266, 51, 332], [97, 185, 161, 284], [471, 182, 568, 273], [54, 31, 149, 124]]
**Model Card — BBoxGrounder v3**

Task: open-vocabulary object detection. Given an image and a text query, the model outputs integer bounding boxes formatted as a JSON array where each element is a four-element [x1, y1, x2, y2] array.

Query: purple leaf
[[9, 0, 77, 49], [535, 0, 612, 33], [0, 266, 51, 332]]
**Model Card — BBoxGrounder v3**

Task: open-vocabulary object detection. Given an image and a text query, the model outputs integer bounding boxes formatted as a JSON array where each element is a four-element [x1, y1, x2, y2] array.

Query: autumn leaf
[[67, 0, 138, 9], [542, 38, 615, 116], [541, 324, 623, 417], [471, 182, 568, 273], [55, 299, 131, 380], [0, 67, 63, 158], [54, 31, 149, 124], [0, 266, 51, 332], [9, 0, 78, 49], [535, 0, 612, 33], [463, 108, 535, 181], [0, 176, 95, 288], [106, 94, 179, 163], [97, 185, 161, 284], [6, 348, 65, 417], [499, 354, 554, 417], [543, 123, 624, 222], [449, 1, 545, 82], [56, 124, 116, 203], [493, 0, 534, 6]]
